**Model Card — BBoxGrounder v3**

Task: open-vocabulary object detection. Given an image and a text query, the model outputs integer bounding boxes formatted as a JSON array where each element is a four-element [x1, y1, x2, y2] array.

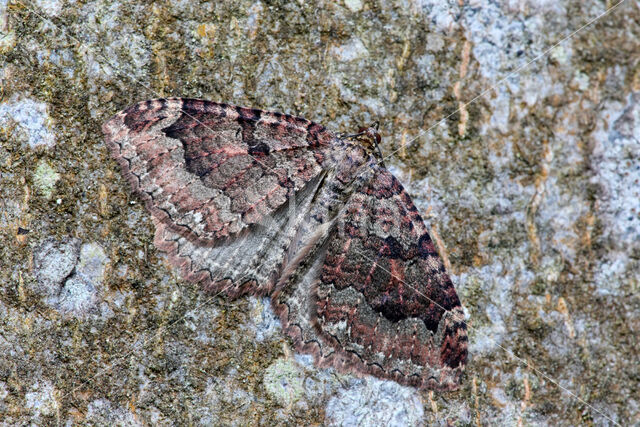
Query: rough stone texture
[[1, 0, 638, 425], [250, 297, 282, 343]]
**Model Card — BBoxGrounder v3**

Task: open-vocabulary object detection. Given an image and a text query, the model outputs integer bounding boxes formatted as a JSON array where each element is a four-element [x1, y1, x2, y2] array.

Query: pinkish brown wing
[[103, 98, 331, 244], [103, 98, 332, 296], [309, 166, 466, 390]]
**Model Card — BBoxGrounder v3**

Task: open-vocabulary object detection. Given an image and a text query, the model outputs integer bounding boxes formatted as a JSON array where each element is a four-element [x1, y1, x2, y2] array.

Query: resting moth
[[103, 98, 467, 391]]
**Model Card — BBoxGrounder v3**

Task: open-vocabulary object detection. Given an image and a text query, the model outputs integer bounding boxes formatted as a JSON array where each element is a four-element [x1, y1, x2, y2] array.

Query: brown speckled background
[[0, 0, 638, 425]]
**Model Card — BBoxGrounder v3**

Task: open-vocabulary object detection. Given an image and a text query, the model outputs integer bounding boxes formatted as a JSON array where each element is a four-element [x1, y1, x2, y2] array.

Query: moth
[[103, 98, 467, 391]]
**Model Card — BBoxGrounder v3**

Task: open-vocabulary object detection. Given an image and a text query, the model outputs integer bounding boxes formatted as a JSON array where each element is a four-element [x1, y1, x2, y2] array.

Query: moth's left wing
[[275, 165, 467, 390]]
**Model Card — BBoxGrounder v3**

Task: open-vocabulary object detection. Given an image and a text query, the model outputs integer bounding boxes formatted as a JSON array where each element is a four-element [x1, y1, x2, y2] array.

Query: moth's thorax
[[329, 136, 370, 170], [306, 141, 366, 224]]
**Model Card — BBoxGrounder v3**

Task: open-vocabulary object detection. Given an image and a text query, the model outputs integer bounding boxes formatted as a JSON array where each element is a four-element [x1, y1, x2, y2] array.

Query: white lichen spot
[[33, 238, 80, 296], [57, 276, 99, 316], [489, 87, 512, 135], [0, 32, 15, 54], [461, 1, 546, 80], [34, 0, 62, 16], [0, 381, 8, 401], [33, 159, 60, 199], [246, 2, 264, 38], [344, 0, 363, 13], [325, 378, 424, 427], [249, 297, 281, 342], [572, 71, 590, 91], [592, 93, 640, 295], [454, 259, 521, 354], [52, 242, 109, 317], [0, 96, 56, 148], [417, 0, 461, 34], [86, 399, 142, 426], [78, 1, 151, 83], [25, 381, 59, 419], [331, 38, 368, 62], [549, 43, 571, 65]]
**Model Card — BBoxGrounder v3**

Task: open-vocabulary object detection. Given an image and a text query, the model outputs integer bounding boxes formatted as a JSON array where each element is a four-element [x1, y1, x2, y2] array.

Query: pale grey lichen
[[249, 297, 281, 343], [325, 378, 424, 427], [33, 238, 80, 297], [0, 381, 8, 401], [24, 381, 59, 420], [76, 242, 109, 285], [343, 0, 363, 13], [53, 242, 108, 317], [592, 93, 640, 296], [56, 275, 99, 316], [33, 239, 109, 318], [85, 399, 142, 426], [75, 1, 151, 84], [33, 0, 62, 17], [199, 377, 257, 425], [0, 96, 56, 148]]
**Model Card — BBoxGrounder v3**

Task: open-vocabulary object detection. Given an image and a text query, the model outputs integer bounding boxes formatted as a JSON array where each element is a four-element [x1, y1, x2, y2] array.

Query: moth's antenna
[[338, 131, 366, 140]]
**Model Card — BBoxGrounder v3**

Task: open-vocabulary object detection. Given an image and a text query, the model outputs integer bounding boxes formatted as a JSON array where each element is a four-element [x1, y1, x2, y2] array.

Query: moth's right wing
[[273, 165, 467, 391]]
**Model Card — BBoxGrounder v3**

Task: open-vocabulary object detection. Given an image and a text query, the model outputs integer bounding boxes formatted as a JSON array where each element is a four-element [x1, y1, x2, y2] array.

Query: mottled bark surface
[[0, 0, 638, 425]]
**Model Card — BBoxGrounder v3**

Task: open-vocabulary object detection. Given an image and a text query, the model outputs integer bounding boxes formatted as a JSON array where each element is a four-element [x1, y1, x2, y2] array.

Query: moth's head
[[356, 124, 381, 147], [340, 122, 384, 163], [356, 123, 384, 164]]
